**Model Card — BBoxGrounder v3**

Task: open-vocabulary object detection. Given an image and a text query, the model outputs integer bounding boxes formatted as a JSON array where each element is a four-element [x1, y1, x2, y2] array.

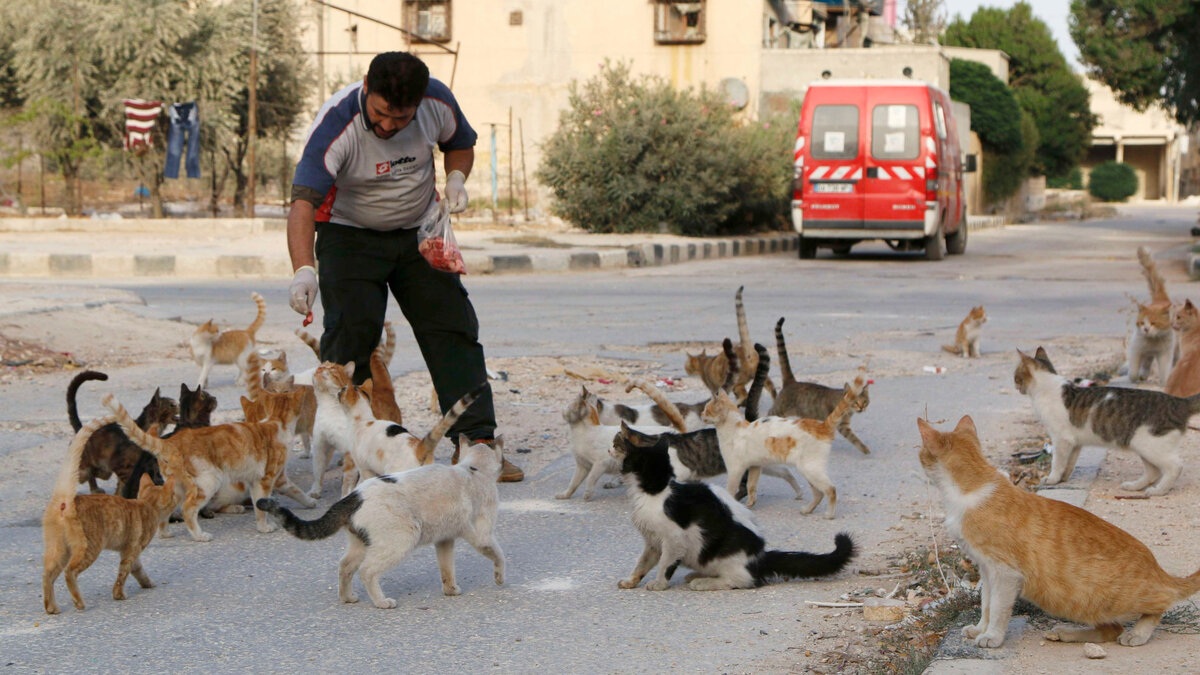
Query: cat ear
[[493, 434, 505, 458], [954, 415, 977, 435], [181, 382, 192, 396], [138, 473, 154, 493], [344, 361, 355, 378], [1034, 346, 1049, 360], [1187, 299, 1196, 310], [619, 420, 631, 435], [916, 417, 940, 447], [587, 403, 600, 426]]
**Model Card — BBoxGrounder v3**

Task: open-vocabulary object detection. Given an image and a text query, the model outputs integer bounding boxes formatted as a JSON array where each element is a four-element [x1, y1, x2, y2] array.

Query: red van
[[792, 80, 971, 260]]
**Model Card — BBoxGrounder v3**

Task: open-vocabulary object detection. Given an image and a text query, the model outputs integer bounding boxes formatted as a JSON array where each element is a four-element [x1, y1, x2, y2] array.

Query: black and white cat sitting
[[609, 432, 855, 591]]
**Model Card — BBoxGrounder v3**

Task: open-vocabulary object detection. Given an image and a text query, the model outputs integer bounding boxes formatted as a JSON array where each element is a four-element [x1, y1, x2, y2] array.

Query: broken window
[[654, 1, 706, 44], [404, 0, 451, 43]]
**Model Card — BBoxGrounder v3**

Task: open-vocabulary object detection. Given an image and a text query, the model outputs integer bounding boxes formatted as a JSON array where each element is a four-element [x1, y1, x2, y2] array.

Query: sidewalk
[[0, 215, 1008, 278]]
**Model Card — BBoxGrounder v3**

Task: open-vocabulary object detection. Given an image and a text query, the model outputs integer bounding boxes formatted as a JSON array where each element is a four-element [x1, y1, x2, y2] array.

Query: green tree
[[0, 6, 22, 110], [1070, 0, 1200, 126], [948, 59, 1032, 203], [903, 0, 946, 45], [944, 2, 1096, 178]]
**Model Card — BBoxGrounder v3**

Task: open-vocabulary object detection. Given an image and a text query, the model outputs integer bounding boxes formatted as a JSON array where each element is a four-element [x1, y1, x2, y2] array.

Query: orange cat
[[941, 305, 987, 357], [43, 417, 178, 614], [917, 415, 1200, 648], [247, 351, 317, 458], [190, 291, 266, 388], [1128, 247, 1175, 384], [685, 287, 776, 401], [1165, 299, 1200, 397], [358, 322, 402, 424]]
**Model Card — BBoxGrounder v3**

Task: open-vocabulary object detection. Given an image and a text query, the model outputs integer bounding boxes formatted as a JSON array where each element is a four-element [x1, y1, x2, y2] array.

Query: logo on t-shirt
[[376, 162, 390, 176], [374, 156, 418, 180]]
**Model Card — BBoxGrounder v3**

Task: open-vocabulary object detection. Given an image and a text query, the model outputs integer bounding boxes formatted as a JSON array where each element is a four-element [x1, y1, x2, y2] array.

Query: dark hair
[[365, 52, 430, 110]]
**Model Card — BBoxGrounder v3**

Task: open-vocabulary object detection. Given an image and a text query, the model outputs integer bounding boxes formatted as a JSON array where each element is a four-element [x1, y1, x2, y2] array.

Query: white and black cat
[[609, 432, 855, 591]]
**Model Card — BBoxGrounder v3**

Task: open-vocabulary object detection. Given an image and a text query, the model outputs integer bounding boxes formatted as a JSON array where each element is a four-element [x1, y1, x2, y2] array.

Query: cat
[[66, 371, 173, 497], [1127, 247, 1175, 384], [359, 324, 403, 425], [918, 414, 1200, 648], [164, 383, 218, 438], [590, 384, 708, 432], [247, 351, 316, 458], [608, 431, 854, 591], [257, 436, 505, 610], [1165, 299, 1200, 397], [260, 349, 293, 389], [190, 291, 267, 388], [941, 305, 987, 358], [702, 349, 866, 519], [43, 416, 178, 614], [684, 286, 776, 401], [287, 323, 395, 388], [1015, 346, 1196, 495], [771, 317, 873, 455], [308, 361, 360, 498], [102, 390, 315, 542]]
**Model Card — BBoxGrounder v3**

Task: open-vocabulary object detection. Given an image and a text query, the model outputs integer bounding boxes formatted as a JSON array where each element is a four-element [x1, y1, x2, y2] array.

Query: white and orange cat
[[1127, 247, 1175, 384], [942, 305, 987, 358], [190, 291, 266, 388], [918, 415, 1200, 648], [1165, 299, 1200, 397]]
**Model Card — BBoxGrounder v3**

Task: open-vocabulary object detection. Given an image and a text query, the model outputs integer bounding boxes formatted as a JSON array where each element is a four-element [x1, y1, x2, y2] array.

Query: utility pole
[[247, 0, 259, 218]]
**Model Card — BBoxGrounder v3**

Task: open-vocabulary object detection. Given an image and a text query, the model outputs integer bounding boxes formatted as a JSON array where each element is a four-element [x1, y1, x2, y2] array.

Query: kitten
[[702, 351, 866, 519], [1165, 299, 1200, 397], [258, 436, 505, 609], [609, 434, 854, 591], [66, 371, 172, 497], [941, 305, 987, 358], [102, 390, 315, 542], [190, 291, 267, 388], [771, 317, 873, 455], [1015, 346, 1196, 495], [918, 415, 1200, 648], [43, 417, 178, 614], [343, 379, 486, 495], [684, 286, 776, 401], [1127, 247, 1175, 384]]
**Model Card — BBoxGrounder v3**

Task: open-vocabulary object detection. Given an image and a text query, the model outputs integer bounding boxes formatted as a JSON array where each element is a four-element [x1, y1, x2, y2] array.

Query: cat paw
[[974, 632, 1005, 648], [554, 492, 571, 500], [617, 579, 640, 589], [963, 625, 984, 639], [603, 480, 620, 489], [72, 598, 85, 610], [190, 531, 214, 542], [158, 529, 175, 539], [256, 520, 279, 533], [1040, 475, 1063, 486], [442, 584, 462, 596], [1044, 629, 1063, 642], [44, 603, 60, 615], [582, 491, 595, 501], [1144, 484, 1172, 497], [297, 451, 312, 459], [373, 597, 397, 609], [745, 497, 757, 508], [494, 569, 505, 586], [645, 579, 669, 591], [1120, 480, 1151, 492], [823, 510, 837, 520], [221, 505, 246, 515], [112, 588, 126, 601], [1118, 630, 1151, 647], [341, 593, 359, 604]]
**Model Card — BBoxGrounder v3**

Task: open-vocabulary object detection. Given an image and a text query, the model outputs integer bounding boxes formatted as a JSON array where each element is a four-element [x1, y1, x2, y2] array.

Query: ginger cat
[[190, 291, 266, 388], [941, 305, 987, 358], [1127, 247, 1175, 384], [43, 417, 178, 614], [359, 323, 403, 424], [247, 351, 316, 458], [685, 286, 776, 401], [918, 415, 1200, 648], [1165, 299, 1200, 397]]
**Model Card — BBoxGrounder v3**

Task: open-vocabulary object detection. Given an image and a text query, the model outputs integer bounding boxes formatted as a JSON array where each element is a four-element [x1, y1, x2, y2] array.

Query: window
[[811, 105, 859, 160], [654, 1, 706, 44], [404, 0, 451, 43], [933, 102, 947, 140], [871, 104, 919, 160]]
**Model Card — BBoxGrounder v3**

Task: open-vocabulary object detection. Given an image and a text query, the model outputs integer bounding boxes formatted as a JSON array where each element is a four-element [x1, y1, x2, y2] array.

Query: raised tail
[[418, 383, 488, 463], [295, 329, 322, 358], [1137, 246, 1170, 304], [245, 292, 267, 337], [743, 344, 770, 422], [377, 321, 396, 366], [625, 379, 686, 432], [256, 494, 362, 541], [824, 372, 867, 428], [49, 416, 116, 518], [750, 533, 856, 586], [735, 286, 754, 366], [720, 337, 739, 392], [66, 370, 108, 432], [101, 394, 166, 457], [244, 351, 264, 400], [775, 317, 796, 386]]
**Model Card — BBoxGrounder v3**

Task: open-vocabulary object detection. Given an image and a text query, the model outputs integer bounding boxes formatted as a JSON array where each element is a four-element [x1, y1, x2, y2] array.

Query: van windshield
[[811, 105, 859, 160], [871, 104, 919, 160]]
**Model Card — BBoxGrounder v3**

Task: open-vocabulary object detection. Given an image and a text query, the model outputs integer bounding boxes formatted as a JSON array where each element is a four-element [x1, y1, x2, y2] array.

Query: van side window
[[934, 102, 948, 140], [811, 105, 859, 160], [871, 104, 919, 160]]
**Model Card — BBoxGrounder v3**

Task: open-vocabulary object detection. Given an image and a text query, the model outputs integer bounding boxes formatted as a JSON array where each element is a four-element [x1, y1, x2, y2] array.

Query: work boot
[[452, 438, 525, 482]]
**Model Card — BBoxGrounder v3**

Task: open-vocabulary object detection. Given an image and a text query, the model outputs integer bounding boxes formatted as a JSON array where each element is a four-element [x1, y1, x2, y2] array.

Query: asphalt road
[[0, 205, 1195, 673]]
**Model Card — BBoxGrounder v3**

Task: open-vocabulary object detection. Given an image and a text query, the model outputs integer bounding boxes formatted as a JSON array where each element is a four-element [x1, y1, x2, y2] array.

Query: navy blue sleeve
[[293, 88, 360, 194], [426, 78, 477, 152]]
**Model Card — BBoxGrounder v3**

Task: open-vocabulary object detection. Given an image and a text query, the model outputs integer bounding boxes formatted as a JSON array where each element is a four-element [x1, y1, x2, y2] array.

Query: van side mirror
[[964, 154, 978, 173]]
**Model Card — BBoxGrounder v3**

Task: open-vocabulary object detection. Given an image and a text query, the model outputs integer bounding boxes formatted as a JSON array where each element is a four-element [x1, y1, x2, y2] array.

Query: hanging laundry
[[123, 99, 163, 151], [164, 101, 201, 179]]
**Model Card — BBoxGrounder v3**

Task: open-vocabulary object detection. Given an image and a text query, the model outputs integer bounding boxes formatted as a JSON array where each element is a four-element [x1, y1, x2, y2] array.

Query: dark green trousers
[[315, 222, 495, 441]]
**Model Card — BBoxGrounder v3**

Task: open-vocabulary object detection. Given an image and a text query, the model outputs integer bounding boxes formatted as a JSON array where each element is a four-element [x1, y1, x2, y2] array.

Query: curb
[[0, 233, 799, 279], [1188, 252, 1200, 281]]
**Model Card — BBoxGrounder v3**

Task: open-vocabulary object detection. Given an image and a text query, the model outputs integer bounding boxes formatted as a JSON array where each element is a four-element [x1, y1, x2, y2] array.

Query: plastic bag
[[416, 197, 466, 274]]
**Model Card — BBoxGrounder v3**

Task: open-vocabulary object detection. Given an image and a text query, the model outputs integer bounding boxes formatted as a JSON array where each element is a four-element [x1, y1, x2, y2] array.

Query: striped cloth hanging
[[123, 99, 163, 151]]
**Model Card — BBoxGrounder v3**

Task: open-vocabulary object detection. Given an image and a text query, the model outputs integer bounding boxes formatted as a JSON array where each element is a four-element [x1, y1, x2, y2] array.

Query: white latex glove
[[289, 266, 318, 315], [444, 170, 468, 214]]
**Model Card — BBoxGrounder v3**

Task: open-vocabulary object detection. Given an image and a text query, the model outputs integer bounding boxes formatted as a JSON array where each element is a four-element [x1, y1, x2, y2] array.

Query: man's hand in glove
[[444, 170, 469, 214], [289, 265, 318, 315]]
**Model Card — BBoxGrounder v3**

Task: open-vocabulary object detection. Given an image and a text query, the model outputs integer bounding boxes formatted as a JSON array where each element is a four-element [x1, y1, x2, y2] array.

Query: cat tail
[[295, 329, 322, 358], [418, 383, 488, 463], [824, 372, 867, 429], [50, 416, 117, 519], [735, 286, 754, 365], [941, 344, 961, 355], [1137, 246, 1170, 304], [743, 344, 770, 423], [720, 337, 739, 393], [244, 351, 264, 400], [66, 370, 108, 432], [1186, 393, 1200, 416], [256, 493, 363, 541], [624, 379, 686, 432], [750, 532, 856, 586], [377, 321, 397, 366], [100, 394, 167, 457], [245, 292, 267, 337], [775, 318, 796, 387]]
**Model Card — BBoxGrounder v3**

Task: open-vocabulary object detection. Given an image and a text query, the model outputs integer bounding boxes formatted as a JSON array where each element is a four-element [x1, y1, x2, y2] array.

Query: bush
[[537, 61, 790, 235], [1046, 167, 1083, 190], [1087, 161, 1138, 202]]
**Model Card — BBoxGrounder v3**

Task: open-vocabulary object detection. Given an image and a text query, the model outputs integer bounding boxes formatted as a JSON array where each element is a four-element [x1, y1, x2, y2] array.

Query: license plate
[[814, 182, 853, 193]]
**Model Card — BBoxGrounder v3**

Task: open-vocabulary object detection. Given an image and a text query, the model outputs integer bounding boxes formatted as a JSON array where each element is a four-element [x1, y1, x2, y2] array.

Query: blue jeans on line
[[164, 102, 201, 179]]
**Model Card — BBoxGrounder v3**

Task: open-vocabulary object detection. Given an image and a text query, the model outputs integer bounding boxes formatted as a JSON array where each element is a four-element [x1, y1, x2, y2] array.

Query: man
[[286, 51, 522, 481]]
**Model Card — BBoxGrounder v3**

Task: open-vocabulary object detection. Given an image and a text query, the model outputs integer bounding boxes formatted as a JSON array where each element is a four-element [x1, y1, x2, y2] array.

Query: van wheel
[[798, 237, 818, 259], [946, 208, 968, 255], [923, 227, 946, 261]]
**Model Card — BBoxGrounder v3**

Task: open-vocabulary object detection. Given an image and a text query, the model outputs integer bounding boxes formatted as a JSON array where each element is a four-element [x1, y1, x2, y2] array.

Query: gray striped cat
[[1015, 346, 1199, 495], [769, 318, 872, 455]]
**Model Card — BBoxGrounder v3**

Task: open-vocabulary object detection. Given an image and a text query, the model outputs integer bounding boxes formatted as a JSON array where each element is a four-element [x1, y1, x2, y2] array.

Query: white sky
[[941, 0, 1079, 70]]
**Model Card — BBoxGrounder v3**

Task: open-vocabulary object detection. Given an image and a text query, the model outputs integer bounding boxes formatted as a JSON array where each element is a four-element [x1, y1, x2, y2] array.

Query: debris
[[597, 378, 614, 385], [803, 601, 864, 609], [487, 368, 508, 381], [515, 448, 532, 454], [862, 598, 906, 623], [1083, 643, 1107, 659], [1113, 494, 1150, 500], [922, 365, 947, 374]]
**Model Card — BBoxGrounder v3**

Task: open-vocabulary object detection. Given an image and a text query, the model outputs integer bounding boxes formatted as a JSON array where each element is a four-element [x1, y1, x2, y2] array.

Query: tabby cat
[[941, 305, 987, 358], [1127, 247, 1175, 384], [190, 291, 266, 388], [684, 286, 776, 401]]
